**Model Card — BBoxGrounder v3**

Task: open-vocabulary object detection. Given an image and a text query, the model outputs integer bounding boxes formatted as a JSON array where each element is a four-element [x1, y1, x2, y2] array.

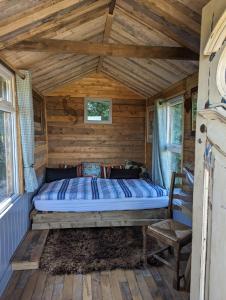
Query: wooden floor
[[2, 267, 189, 300]]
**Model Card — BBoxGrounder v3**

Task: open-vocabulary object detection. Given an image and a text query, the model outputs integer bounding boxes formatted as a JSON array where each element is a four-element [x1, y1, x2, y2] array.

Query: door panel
[[191, 1, 226, 299], [209, 150, 226, 300]]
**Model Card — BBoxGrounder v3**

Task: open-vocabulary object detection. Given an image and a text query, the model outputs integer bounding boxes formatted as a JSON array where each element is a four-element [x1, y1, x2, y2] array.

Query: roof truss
[[0, 0, 208, 96], [9, 39, 199, 60]]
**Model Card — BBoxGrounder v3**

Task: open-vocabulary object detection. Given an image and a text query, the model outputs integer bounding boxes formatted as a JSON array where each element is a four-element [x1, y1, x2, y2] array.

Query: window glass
[[0, 75, 8, 101], [170, 102, 183, 145], [0, 65, 18, 205], [0, 111, 14, 201], [166, 97, 184, 175], [168, 152, 182, 173], [85, 99, 112, 123]]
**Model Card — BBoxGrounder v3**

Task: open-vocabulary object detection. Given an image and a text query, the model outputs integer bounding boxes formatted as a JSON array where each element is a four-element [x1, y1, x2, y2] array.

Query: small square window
[[84, 98, 112, 124]]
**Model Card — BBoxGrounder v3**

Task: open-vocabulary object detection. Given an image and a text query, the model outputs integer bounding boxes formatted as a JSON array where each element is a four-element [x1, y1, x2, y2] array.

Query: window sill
[[0, 194, 21, 217]]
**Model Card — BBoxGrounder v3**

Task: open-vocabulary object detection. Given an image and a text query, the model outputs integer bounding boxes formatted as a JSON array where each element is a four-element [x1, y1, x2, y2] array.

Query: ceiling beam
[[97, 14, 114, 72], [109, 0, 117, 14], [97, 0, 116, 72], [9, 39, 199, 60]]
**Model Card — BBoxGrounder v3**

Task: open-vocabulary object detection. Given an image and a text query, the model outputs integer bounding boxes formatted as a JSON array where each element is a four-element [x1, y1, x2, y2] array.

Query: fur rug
[[40, 227, 155, 275]]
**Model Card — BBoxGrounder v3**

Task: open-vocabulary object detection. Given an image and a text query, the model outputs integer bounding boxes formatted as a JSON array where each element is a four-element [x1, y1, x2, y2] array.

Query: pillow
[[125, 160, 147, 177], [101, 165, 123, 178], [45, 167, 77, 183], [82, 162, 101, 177], [110, 168, 140, 179]]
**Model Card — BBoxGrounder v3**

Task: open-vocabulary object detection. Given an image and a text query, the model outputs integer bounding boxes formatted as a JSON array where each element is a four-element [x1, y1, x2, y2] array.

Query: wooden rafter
[[164, 0, 201, 24], [42, 69, 97, 94], [34, 57, 98, 92], [142, 0, 201, 34], [97, 0, 116, 72], [103, 59, 160, 94], [97, 14, 114, 72], [0, 0, 110, 50], [9, 39, 199, 60], [116, 0, 200, 53], [0, 0, 207, 96], [0, 0, 83, 37], [102, 69, 150, 97]]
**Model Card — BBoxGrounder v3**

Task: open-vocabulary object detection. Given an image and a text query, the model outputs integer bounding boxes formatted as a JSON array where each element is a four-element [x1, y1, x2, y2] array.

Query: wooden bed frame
[[31, 208, 167, 230]]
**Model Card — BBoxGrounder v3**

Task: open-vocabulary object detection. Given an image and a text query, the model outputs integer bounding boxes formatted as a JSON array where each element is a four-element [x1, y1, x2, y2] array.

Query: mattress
[[34, 196, 169, 212], [33, 177, 169, 212]]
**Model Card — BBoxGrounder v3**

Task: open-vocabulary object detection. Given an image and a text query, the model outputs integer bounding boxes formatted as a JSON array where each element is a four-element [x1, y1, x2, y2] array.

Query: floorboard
[[2, 267, 189, 300], [12, 230, 49, 270]]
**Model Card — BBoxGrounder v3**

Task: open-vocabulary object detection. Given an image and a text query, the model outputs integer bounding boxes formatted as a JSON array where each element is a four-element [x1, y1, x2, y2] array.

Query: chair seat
[[147, 219, 192, 242]]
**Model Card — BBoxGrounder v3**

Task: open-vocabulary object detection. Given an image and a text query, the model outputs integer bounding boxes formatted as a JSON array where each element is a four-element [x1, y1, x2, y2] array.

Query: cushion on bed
[[45, 167, 77, 183], [82, 162, 101, 177], [125, 160, 148, 178], [110, 168, 140, 179]]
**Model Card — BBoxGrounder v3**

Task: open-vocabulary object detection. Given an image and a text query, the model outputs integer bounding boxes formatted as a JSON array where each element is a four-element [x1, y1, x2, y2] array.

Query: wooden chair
[[145, 172, 193, 290]]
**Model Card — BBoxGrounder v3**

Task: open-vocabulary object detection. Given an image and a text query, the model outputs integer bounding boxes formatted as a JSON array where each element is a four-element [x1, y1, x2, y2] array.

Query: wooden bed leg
[[142, 226, 147, 266]]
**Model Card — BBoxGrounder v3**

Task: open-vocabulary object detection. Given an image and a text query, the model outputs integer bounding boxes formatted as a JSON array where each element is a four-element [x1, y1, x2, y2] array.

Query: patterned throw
[[34, 178, 168, 201]]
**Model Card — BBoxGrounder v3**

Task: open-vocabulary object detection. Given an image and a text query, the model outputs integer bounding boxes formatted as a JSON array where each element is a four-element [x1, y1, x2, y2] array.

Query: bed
[[32, 177, 169, 230]]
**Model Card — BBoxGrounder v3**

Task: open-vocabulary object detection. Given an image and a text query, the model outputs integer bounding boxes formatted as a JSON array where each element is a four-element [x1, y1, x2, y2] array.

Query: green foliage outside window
[[170, 103, 183, 145], [87, 101, 110, 121]]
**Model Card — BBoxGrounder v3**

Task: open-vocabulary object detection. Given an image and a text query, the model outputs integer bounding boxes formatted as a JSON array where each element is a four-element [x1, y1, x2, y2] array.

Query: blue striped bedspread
[[33, 178, 168, 201]]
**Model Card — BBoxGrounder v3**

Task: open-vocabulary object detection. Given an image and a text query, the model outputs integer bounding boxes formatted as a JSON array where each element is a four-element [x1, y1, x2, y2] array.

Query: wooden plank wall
[[45, 74, 146, 167], [146, 73, 198, 172], [33, 90, 48, 178]]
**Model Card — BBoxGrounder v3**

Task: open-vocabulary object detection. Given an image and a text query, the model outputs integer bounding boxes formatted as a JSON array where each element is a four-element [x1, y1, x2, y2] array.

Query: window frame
[[84, 98, 112, 124], [0, 64, 19, 212], [166, 95, 184, 172]]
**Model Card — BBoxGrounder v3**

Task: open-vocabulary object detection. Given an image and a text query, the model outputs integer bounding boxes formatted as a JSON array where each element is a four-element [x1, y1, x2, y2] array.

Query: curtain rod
[[0, 56, 25, 80], [159, 94, 185, 105]]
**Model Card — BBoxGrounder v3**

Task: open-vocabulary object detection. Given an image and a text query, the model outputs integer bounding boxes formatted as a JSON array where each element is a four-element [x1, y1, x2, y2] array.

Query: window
[[84, 98, 112, 124], [0, 65, 18, 205], [166, 96, 184, 175]]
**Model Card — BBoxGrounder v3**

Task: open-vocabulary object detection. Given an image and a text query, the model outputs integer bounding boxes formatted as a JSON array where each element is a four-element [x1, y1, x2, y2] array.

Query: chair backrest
[[168, 172, 193, 219]]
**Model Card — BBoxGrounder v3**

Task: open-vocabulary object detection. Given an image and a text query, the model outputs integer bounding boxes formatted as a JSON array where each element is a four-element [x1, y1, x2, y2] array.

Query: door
[[190, 1, 226, 300]]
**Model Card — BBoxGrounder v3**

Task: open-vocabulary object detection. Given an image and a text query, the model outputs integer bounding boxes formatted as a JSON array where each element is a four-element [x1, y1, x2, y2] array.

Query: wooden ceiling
[[46, 72, 145, 99], [0, 0, 209, 97]]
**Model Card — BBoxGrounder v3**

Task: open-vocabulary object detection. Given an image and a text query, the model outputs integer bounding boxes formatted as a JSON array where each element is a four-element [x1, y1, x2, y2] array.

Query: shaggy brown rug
[[40, 227, 155, 275]]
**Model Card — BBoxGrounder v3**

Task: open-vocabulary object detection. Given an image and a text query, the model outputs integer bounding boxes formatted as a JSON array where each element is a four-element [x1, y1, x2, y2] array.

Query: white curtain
[[16, 71, 38, 192], [152, 100, 170, 188]]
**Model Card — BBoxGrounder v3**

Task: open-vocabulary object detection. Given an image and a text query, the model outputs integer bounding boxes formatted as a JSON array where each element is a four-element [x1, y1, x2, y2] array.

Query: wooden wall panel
[[46, 96, 146, 167], [146, 73, 198, 172]]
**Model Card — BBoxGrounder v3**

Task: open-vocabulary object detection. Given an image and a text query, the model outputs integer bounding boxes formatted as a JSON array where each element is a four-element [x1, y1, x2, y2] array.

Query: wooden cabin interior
[[0, 0, 225, 299]]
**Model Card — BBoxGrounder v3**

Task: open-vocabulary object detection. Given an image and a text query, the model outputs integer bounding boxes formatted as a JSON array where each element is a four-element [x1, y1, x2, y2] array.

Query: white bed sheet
[[34, 196, 169, 212]]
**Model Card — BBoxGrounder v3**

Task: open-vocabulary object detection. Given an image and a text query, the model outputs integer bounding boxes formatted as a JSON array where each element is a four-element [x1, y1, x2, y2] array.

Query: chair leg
[[142, 226, 147, 266], [173, 245, 181, 290], [168, 246, 173, 255]]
